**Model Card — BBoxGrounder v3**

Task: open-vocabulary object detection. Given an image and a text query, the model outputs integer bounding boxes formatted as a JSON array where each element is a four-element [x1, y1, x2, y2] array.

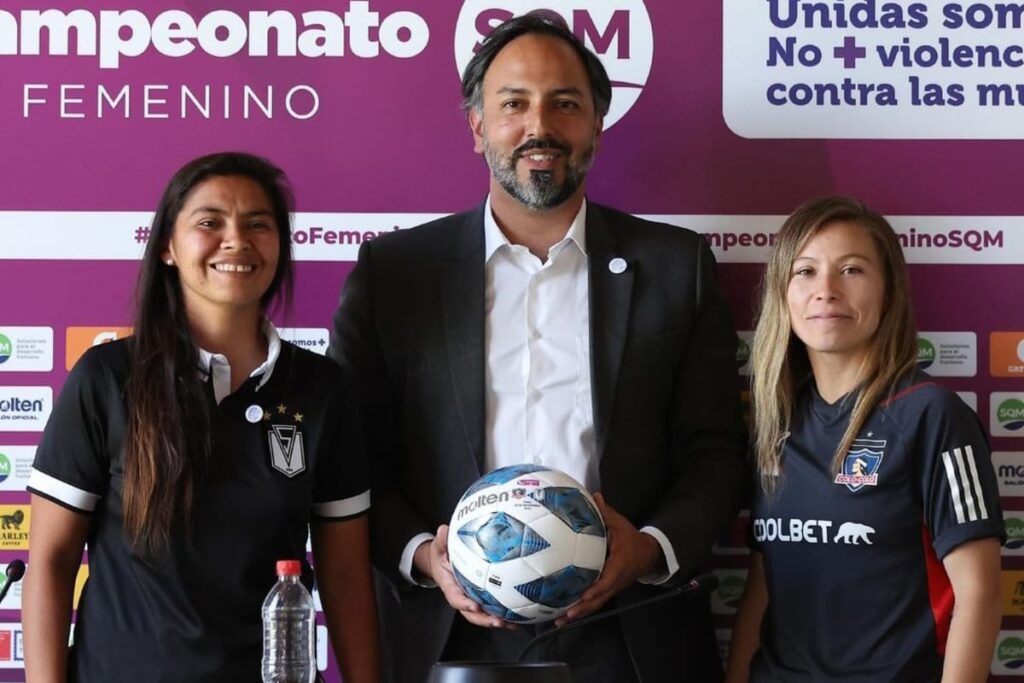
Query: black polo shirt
[[28, 337, 369, 682], [750, 371, 1004, 682]]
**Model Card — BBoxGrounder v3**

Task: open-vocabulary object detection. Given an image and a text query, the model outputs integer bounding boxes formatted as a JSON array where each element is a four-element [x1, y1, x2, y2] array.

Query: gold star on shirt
[[277, 404, 287, 414], [263, 410, 272, 421], [294, 412, 304, 423]]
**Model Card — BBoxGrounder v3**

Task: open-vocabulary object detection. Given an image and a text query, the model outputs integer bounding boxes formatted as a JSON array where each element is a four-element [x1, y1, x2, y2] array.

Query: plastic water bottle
[[261, 559, 316, 683]]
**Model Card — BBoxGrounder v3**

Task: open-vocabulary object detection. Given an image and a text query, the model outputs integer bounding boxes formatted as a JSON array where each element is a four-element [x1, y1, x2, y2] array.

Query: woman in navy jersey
[[23, 152, 379, 682], [726, 197, 1003, 682]]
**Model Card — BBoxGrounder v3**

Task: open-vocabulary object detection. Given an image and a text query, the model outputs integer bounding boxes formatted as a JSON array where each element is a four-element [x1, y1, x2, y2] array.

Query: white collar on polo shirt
[[197, 319, 282, 404]]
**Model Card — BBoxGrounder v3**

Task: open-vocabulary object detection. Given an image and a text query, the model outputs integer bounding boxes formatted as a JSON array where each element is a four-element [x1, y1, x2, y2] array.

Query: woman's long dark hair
[[123, 152, 294, 555]]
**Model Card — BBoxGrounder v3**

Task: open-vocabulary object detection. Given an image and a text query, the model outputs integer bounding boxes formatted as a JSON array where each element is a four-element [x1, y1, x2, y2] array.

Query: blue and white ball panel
[[515, 565, 601, 609], [448, 464, 607, 624], [531, 487, 605, 536], [457, 511, 551, 562], [521, 513, 606, 572]]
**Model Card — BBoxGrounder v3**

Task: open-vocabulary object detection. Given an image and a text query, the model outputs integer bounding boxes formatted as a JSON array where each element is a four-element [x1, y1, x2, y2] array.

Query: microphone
[[517, 572, 719, 662], [0, 559, 26, 607]]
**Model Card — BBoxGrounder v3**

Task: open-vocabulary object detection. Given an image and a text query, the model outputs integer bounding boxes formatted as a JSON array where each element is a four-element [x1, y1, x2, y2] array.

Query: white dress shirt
[[399, 198, 679, 586], [483, 197, 598, 491]]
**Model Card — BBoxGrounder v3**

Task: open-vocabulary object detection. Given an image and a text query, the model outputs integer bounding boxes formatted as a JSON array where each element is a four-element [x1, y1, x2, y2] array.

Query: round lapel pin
[[245, 404, 264, 424], [608, 257, 627, 274]]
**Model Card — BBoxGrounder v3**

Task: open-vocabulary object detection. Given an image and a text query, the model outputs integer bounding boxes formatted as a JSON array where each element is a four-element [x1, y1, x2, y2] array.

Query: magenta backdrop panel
[[1, 1, 1022, 680]]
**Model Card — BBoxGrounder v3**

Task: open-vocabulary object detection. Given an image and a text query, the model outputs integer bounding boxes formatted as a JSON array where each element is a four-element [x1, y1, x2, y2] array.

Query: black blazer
[[329, 202, 748, 682]]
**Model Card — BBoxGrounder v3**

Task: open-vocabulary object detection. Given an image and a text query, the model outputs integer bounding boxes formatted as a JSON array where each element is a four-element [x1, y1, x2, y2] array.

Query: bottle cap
[[276, 560, 301, 576]]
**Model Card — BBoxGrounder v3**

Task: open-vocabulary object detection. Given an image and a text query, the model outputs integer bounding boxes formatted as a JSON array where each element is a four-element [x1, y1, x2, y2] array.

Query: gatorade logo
[[999, 399, 1024, 432], [65, 327, 132, 370], [991, 332, 1024, 377], [0, 334, 10, 364], [454, 0, 653, 129], [916, 337, 935, 369]]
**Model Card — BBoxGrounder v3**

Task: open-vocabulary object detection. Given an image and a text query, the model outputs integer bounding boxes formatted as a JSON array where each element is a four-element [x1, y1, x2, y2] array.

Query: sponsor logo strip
[[2, 213, 1022, 264]]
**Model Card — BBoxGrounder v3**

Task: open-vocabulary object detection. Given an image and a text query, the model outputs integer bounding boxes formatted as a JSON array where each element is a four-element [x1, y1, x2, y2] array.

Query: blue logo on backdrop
[[834, 439, 886, 492]]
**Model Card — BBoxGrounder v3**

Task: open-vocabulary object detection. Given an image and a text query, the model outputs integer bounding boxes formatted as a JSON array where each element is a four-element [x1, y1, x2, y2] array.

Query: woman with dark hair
[[23, 152, 379, 682], [726, 197, 1003, 682]]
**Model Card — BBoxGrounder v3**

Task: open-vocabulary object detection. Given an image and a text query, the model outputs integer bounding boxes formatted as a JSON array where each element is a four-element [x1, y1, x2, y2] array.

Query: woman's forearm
[[725, 552, 768, 683], [23, 559, 78, 683], [941, 538, 1002, 683]]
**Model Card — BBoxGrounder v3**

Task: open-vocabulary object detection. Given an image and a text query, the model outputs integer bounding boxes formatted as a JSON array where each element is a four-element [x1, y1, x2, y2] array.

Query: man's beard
[[483, 137, 594, 211]]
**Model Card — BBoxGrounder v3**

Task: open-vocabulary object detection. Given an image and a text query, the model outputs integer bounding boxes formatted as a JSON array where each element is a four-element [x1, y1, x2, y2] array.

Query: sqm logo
[[454, 0, 654, 129]]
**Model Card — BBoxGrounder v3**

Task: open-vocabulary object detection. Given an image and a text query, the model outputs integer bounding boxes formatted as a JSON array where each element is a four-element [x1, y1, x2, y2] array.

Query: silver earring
[[165, 260, 174, 266]]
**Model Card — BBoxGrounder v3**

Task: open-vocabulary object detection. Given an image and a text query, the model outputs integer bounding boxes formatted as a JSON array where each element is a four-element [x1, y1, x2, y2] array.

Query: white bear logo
[[834, 522, 875, 545]]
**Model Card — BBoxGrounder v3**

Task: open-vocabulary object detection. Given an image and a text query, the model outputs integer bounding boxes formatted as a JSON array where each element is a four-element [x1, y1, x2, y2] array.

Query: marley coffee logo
[[266, 403, 307, 477], [991, 332, 1024, 378], [0, 506, 29, 550], [1002, 571, 1024, 616], [454, 1, 653, 129]]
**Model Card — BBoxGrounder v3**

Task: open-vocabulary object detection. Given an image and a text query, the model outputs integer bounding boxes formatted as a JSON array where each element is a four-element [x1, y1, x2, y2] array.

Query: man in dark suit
[[329, 12, 746, 683]]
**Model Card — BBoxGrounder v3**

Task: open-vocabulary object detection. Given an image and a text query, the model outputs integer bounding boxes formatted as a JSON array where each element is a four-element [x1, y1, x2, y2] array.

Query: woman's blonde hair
[[751, 196, 918, 495]]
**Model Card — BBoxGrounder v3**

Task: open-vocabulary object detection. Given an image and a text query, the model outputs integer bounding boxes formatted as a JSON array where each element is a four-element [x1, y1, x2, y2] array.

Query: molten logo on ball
[[447, 464, 607, 623]]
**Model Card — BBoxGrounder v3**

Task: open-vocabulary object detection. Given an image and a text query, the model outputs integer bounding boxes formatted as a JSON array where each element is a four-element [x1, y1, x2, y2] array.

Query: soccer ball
[[447, 464, 607, 624]]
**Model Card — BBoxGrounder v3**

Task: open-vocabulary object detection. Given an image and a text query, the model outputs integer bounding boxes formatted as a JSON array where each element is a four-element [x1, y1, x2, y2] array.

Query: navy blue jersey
[[750, 371, 1004, 683], [28, 338, 369, 683]]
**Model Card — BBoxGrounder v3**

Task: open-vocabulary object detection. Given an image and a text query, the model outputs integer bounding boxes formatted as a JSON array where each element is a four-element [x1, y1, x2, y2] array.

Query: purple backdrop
[[1, 1, 1022, 680]]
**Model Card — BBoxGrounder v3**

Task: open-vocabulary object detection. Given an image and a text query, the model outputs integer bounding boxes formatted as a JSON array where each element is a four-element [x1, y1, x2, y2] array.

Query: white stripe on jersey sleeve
[[952, 447, 979, 521], [940, 450, 967, 524], [27, 468, 101, 512], [962, 445, 989, 520], [313, 489, 370, 519]]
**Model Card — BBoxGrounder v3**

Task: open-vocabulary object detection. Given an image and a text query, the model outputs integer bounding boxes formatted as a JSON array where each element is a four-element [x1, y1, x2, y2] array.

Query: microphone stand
[[428, 573, 718, 683], [0, 560, 26, 606], [517, 573, 718, 661]]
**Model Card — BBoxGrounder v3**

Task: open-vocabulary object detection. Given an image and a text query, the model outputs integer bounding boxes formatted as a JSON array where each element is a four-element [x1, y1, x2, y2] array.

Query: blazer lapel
[[441, 206, 487, 474], [586, 204, 634, 458]]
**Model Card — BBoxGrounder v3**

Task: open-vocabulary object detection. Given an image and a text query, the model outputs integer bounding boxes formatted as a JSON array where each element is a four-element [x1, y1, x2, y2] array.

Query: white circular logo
[[454, 0, 653, 130], [1017, 338, 1024, 363]]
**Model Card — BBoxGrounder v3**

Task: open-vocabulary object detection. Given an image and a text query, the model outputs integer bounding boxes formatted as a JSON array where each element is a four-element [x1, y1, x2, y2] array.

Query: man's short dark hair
[[460, 11, 612, 118]]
